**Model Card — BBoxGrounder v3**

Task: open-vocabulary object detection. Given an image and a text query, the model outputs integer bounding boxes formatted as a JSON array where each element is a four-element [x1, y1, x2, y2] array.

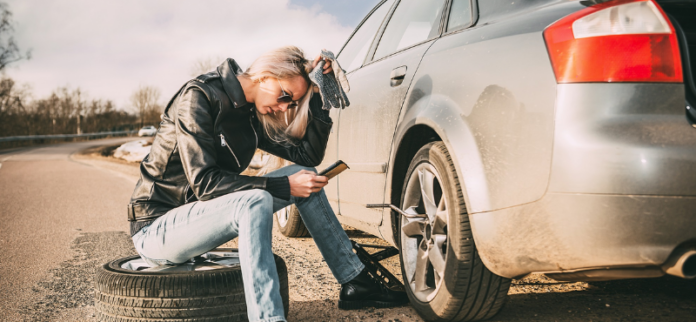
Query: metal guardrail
[[0, 130, 138, 143]]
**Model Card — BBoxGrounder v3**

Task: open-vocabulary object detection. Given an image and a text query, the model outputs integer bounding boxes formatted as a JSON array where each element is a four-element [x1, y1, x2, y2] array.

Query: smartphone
[[318, 160, 349, 180]]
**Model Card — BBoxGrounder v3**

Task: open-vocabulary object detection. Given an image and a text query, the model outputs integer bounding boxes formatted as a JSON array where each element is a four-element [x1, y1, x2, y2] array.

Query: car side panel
[[393, 7, 560, 214], [379, 3, 574, 245], [477, 0, 563, 25], [471, 83, 696, 279], [316, 108, 342, 215], [337, 43, 434, 229]]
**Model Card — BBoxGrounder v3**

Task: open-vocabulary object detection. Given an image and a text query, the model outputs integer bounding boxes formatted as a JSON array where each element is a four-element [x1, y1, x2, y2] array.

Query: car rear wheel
[[274, 205, 311, 237], [399, 142, 510, 321]]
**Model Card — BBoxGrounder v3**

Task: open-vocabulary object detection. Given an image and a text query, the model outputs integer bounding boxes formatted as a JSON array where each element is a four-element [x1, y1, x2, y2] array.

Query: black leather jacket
[[128, 59, 332, 228]]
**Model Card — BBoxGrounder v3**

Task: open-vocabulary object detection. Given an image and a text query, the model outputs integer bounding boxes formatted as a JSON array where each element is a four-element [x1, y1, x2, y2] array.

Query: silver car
[[137, 125, 157, 137], [281, 0, 696, 320]]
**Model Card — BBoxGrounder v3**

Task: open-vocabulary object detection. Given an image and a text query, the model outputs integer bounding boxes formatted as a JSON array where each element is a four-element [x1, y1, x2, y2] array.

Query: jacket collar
[[217, 58, 248, 109]]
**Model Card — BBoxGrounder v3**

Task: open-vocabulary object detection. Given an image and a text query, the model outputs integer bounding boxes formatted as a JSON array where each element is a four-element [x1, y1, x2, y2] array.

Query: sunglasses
[[276, 79, 298, 109]]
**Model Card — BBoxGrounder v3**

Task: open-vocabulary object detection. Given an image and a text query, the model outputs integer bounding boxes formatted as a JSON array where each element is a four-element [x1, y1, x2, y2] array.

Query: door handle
[[390, 66, 407, 87]]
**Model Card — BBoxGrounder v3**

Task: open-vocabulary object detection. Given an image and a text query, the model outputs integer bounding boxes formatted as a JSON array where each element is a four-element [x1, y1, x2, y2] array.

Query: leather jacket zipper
[[220, 133, 241, 168], [250, 118, 258, 150], [184, 183, 196, 203]]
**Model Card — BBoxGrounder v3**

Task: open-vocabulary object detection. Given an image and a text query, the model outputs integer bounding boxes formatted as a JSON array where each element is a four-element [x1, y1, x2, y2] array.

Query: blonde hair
[[242, 46, 314, 146]]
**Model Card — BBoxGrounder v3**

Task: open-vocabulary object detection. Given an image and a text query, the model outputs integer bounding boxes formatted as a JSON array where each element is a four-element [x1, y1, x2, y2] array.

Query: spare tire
[[95, 248, 289, 321]]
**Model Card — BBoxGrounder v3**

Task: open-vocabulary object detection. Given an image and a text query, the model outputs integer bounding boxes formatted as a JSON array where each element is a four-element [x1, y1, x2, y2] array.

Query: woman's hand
[[288, 170, 328, 197], [312, 52, 333, 75]]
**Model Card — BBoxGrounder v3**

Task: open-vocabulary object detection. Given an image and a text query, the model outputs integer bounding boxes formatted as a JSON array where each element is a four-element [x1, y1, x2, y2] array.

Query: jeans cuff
[[335, 262, 365, 285]]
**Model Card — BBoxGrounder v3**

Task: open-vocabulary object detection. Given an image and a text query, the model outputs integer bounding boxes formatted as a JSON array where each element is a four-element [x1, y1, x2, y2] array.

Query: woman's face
[[255, 75, 308, 115]]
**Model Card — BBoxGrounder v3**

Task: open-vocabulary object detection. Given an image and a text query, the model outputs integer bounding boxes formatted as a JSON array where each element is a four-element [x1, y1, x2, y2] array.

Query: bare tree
[[0, 1, 30, 71], [0, 76, 29, 136], [130, 85, 161, 128], [1, 83, 137, 138], [0, 2, 142, 140], [190, 56, 224, 77]]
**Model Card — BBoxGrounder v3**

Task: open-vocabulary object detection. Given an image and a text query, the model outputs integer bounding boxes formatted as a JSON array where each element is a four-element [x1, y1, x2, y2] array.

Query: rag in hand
[[308, 50, 350, 110]]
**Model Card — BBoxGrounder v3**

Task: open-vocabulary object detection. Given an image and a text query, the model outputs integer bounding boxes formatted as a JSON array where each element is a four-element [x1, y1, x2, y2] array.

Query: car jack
[[351, 240, 405, 292], [349, 203, 427, 292]]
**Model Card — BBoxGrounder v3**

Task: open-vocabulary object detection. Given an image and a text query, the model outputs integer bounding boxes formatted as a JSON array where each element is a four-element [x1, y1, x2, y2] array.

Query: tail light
[[544, 0, 683, 83]]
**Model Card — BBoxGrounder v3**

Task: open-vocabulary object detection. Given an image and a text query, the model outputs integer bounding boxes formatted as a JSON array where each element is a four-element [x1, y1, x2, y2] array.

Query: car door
[[319, 0, 396, 213], [337, 0, 448, 226]]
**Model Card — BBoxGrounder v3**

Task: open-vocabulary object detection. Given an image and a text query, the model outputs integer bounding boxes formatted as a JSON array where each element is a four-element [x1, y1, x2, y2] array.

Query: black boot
[[338, 268, 409, 310]]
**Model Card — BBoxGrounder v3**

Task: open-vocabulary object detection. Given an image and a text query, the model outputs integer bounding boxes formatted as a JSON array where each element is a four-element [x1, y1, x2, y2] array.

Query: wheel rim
[[121, 250, 241, 272], [401, 163, 449, 302], [276, 207, 290, 227]]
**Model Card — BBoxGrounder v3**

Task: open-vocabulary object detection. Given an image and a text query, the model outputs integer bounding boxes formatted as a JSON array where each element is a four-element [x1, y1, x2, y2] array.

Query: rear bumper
[[470, 83, 696, 280], [549, 83, 696, 195], [469, 192, 696, 280]]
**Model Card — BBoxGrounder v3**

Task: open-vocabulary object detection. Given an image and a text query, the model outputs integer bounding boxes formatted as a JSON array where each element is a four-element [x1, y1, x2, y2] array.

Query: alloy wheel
[[121, 250, 240, 272], [276, 206, 290, 227], [401, 162, 449, 302]]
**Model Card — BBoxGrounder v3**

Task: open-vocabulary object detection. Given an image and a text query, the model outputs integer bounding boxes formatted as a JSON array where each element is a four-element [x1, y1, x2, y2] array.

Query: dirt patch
[[74, 140, 151, 165], [79, 143, 122, 158], [222, 226, 423, 322]]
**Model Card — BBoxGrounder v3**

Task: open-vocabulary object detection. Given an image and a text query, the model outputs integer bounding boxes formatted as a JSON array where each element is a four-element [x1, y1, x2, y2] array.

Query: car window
[[337, 0, 395, 73], [447, 0, 473, 31], [372, 0, 446, 60]]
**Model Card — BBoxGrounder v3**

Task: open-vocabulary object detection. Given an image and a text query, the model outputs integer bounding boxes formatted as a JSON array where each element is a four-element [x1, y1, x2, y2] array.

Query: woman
[[127, 46, 407, 322]]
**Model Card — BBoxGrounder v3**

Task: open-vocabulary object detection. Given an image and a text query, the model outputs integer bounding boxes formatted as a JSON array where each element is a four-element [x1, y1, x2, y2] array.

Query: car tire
[[274, 205, 311, 237], [399, 142, 510, 322], [95, 248, 289, 321]]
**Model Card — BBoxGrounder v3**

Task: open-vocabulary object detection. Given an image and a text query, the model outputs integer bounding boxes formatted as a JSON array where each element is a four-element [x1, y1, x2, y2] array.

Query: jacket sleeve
[[175, 85, 270, 201], [258, 94, 333, 167]]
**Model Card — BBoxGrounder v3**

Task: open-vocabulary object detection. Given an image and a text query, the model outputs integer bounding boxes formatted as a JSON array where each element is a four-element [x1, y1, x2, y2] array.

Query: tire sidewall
[[399, 142, 471, 320]]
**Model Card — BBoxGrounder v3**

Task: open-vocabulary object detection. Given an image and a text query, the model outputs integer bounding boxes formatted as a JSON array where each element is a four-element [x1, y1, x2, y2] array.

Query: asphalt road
[[0, 138, 140, 321], [1, 139, 695, 322]]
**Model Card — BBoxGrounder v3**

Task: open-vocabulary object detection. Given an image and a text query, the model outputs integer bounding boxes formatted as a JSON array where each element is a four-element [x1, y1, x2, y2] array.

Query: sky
[[4, 0, 380, 110]]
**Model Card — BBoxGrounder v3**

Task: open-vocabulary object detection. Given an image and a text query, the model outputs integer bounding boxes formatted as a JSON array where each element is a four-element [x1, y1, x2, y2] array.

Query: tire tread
[[95, 251, 288, 321]]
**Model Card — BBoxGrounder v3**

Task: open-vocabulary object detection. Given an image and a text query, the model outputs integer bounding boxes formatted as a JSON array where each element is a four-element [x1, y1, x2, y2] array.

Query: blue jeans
[[131, 165, 365, 322]]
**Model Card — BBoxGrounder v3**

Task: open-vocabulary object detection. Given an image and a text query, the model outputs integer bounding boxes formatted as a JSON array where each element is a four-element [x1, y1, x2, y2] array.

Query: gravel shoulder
[[51, 144, 696, 321]]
